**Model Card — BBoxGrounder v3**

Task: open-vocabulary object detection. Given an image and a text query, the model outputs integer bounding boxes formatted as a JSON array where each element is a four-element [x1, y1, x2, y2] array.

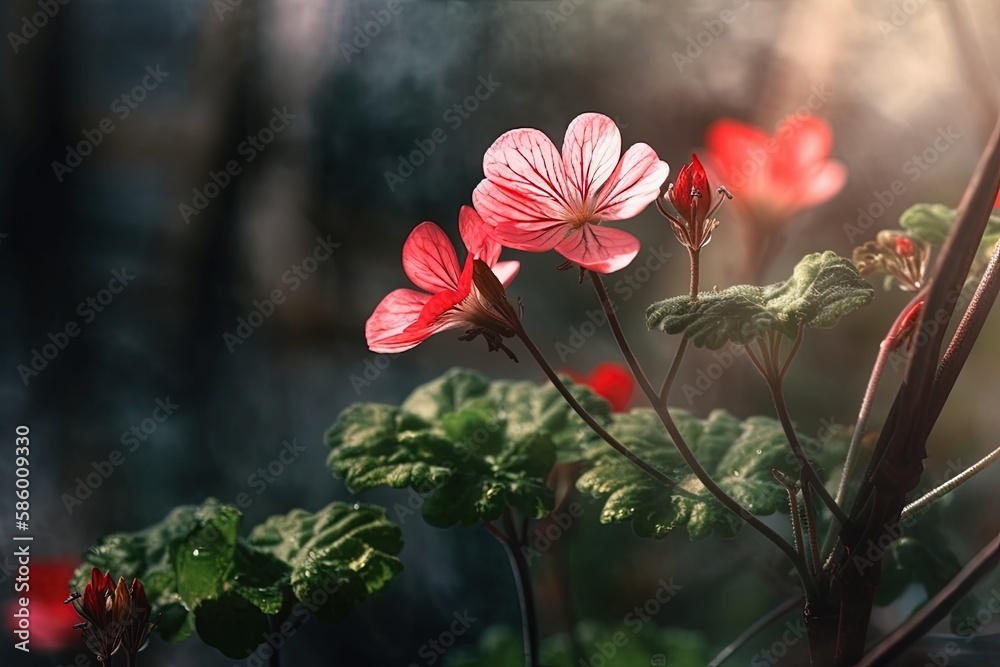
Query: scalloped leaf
[[646, 252, 874, 349], [326, 368, 611, 527], [74, 499, 402, 658], [577, 408, 845, 539], [900, 203, 1000, 255], [247, 502, 403, 623]]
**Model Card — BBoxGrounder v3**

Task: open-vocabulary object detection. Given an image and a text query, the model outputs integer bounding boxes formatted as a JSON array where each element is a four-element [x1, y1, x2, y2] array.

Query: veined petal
[[490, 221, 572, 252], [458, 205, 500, 265], [554, 225, 640, 273], [481, 128, 576, 219], [562, 113, 622, 204], [402, 222, 461, 292], [593, 143, 669, 220], [366, 288, 432, 349]]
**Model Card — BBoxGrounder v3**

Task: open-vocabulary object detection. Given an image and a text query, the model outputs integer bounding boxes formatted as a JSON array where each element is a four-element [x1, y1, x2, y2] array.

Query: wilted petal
[[458, 205, 501, 265]]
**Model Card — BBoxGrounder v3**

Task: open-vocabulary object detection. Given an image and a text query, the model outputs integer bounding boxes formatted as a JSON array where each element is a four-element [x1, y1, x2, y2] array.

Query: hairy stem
[[901, 442, 1000, 520], [659, 247, 700, 404]]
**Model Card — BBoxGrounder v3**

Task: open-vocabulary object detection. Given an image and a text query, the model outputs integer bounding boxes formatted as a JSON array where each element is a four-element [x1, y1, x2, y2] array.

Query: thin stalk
[[489, 510, 540, 667], [766, 371, 848, 525], [588, 271, 816, 600], [800, 487, 823, 577], [707, 596, 803, 667], [856, 530, 1000, 667], [658, 246, 700, 404], [834, 290, 927, 510], [515, 326, 694, 496], [900, 442, 1000, 520]]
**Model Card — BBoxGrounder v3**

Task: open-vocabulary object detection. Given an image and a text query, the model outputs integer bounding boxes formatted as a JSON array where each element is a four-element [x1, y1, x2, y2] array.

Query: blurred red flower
[[564, 362, 634, 412], [703, 116, 846, 230], [3, 557, 81, 653]]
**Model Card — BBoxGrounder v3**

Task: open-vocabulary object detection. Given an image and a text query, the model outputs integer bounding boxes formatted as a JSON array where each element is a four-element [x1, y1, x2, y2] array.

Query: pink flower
[[473, 112, 670, 273], [366, 206, 521, 355], [703, 116, 846, 229]]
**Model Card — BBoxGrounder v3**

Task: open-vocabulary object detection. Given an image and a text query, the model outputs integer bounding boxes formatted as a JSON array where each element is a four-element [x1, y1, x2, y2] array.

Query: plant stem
[[900, 442, 1000, 520], [658, 247, 700, 403], [800, 487, 823, 577], [514, 326, 690, 494], [707, 596, 803, 667], [495, 509, 539, 667], [587, 271, 816, 600], [765, 370, 848, 526], [856, 530, 1000, 667]]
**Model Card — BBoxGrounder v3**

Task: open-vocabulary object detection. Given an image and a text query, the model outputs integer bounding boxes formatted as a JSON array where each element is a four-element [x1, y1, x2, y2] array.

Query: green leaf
[[194, 592, 270, 659], [577, 408, 843, 539], [646, 252, 874, 349], [74, 499, 403, 658], [326, 368, 610, 526], [900, 203, 1000, 255], [247, 502, 403, 622]]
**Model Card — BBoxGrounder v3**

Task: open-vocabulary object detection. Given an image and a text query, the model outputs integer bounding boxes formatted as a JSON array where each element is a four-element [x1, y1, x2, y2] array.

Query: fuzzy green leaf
[[577, 408, 844, 539], [326, 368, 610, 526], [900, 203, 1000, 255], [247, 502, 403, 623], [646, 252, 874, 349]]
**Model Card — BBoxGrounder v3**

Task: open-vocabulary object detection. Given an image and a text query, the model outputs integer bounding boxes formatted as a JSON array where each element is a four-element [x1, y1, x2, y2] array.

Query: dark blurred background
[[3, 0, 1000, 665]]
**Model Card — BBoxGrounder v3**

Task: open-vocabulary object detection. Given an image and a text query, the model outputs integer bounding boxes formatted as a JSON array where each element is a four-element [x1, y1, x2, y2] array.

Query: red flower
[[367, 206, 520, 354], [659, 154, 730, 250], [66, 569, 158, 664], [703, 116, 846, 228], [564, 362, 634, 412], [2, 558, 81, 652], [473, 112, 669, 273]]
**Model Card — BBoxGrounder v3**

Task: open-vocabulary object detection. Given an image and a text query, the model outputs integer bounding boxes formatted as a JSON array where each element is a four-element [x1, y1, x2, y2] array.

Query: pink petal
[[788, 159, 847, 210], [781, 116, 834, 168], [593, 143, 670, 220], [491, 260, 520, 287], [402, 222, 461, 293], [554, 225, 641, 273], [705, 119, 770, 181], [490, 220, 572, 252], [366, 288, 432, 351], [561, 113, 622, 203], [479, 128, 576, 222], [458, 205, 501, 265]]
